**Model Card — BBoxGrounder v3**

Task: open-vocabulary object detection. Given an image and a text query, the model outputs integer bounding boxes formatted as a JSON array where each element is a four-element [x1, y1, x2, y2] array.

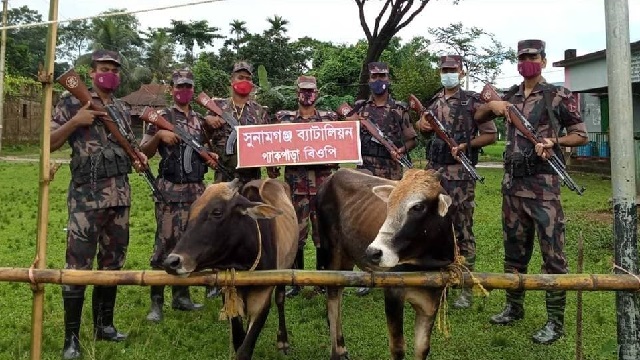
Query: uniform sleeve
[[400, 110, 417, 140], [555, 87, 582, 127], [258, 104, 270, 125], [470, 92, 497, 133], [51, 97, 71, 132]]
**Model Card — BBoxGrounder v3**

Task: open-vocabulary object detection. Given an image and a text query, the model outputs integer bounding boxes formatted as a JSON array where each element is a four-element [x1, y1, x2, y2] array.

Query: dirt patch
[[582, 210, 613, 225]]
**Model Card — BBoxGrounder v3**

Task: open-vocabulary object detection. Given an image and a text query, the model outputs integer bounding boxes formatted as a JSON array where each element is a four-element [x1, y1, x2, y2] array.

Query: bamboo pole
[[3, 268, 640, 291], [30, 1, 58, 360]]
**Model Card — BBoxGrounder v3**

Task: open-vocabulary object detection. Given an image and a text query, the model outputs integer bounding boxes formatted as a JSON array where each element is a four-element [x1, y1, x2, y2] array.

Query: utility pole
[[0, 0, 8, 153], [604, 1, 640, 359]]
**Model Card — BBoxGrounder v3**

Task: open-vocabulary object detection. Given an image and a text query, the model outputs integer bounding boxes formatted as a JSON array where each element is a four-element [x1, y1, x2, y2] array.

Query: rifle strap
[[542, 85, 561, 144], [453, 90, 473, 157]]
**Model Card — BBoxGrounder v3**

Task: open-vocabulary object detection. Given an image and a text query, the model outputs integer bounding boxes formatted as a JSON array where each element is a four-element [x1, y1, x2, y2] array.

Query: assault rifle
[[195, 92, 239, 155], [139, 107, 235, 180], [408, 94, 485, 183], [480, 83, 585, 195], [56, 68, 164, 201], [337, 102, 413, 168]]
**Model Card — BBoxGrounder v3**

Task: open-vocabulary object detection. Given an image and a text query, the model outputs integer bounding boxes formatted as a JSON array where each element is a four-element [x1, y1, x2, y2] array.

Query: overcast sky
[[14, 0, 640, 91]]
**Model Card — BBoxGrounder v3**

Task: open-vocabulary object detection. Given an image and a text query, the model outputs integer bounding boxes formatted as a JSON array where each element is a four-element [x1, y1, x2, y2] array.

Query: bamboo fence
[[2, 268, 640, 291]]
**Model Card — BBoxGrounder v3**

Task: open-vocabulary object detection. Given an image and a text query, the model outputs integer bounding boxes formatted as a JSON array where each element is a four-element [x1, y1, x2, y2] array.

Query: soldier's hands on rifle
[[157, 130, 180, 145], [451, 143, 468, 161], [417, 113, 433, 132], [205, 114, 225, 129], [535, 138, 555, 160], [205, 152, 220, 169], [132, 151, 148, 173], [72, 102, 107, 127], [391, 146, 406, 162]]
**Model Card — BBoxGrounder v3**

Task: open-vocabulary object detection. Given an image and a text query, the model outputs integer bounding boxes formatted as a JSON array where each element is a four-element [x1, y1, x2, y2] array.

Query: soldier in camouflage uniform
[[272, 75, 339, 297], [475, 40, 587, 344], [140, 70, 218, 321], [203, 61, 273, 298], [50, 50, 146, 359], [416, 55, 497, 309], [345, 62, 417, 295]]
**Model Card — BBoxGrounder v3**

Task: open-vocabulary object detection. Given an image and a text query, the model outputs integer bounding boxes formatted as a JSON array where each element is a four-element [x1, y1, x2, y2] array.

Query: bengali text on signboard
[[236, 121, 362, 168]]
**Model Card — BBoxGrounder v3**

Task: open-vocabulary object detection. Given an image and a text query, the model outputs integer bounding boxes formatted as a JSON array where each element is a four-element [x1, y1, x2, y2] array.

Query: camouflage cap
[[172, 69, 194, 86], [439, 55, 463, 69], [297, 75, 317, 89], [368, 62, 389, 74], [232, 61, 253, 75], [517, 39, 546, 56], [91, 49, 121, 66]]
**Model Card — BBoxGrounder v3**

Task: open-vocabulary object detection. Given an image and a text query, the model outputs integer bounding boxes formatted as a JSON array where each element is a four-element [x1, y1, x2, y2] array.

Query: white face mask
[[440, 72, 460, 89]]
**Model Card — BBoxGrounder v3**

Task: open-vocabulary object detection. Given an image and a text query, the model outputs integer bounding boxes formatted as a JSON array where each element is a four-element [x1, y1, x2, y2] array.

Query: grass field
[[0, 154, 621, 360]]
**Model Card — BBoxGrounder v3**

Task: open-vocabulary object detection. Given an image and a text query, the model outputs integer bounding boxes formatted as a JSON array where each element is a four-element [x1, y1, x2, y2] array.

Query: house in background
[[553, 41, 640, 185], [121, 83, 170, 138]]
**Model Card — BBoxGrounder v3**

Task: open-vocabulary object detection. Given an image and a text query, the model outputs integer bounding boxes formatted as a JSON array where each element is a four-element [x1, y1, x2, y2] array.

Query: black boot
[[146, 286, 164, 322], [62, 287, 85, 359], [452, 288, 473, 309], [286, 248, 305, 298], [532, 291, 565, 344], [172, 286, 204, 311], [489, 291, 525, 325], [93, 286, 127, 342]]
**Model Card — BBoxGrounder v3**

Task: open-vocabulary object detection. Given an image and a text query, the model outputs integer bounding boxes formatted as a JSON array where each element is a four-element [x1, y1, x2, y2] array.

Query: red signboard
[[236, 121, 362, 168]]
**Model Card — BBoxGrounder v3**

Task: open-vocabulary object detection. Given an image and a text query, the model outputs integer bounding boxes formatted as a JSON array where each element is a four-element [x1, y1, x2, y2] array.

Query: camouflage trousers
[[439, 178, 476, 269], [502, 195, 567, 322], [357, 156, 402, 180], [150, 202, 191, 269], [292, 194, 320, 248], [64, 206, 129, 292]]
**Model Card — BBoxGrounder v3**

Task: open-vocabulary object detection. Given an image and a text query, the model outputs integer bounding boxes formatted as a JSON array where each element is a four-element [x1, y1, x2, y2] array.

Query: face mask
[[232, 80, 254, 96], [298, 90, 317, 106], [93, 72, 120, 92], [518, 61, 542, 79], [369, 79, 389, 95], [174, 88, 194, 105], [440, 73, 460, 89]]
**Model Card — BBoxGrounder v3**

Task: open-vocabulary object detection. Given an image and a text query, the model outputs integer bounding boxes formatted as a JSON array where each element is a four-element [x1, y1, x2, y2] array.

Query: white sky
[[14, 0, 640, 92]]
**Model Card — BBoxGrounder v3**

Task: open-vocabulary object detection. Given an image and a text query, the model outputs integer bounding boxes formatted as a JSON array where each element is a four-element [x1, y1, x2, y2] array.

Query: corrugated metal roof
[[553, 40, 640, 68], [121, 84, 170, 106]]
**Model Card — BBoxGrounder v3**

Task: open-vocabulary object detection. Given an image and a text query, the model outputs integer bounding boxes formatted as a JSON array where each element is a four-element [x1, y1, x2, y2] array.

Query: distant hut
[[121, 83, 170, 138]]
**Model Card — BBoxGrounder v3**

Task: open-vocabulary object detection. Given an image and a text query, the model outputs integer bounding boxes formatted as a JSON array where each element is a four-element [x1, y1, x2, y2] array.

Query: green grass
[[0, 159, 621, 360], [479, 140, 505, 162]]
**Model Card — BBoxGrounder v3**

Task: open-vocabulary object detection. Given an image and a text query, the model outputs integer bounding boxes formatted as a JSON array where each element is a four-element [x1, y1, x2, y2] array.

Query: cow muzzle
[[163, 254, 191, 276], [366, 235, 399, 269]]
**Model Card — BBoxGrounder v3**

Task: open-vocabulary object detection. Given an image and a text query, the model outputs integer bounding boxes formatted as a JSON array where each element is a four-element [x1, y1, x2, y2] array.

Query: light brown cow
[[164, 178, 298, 360], [316, 168, 456, 360]]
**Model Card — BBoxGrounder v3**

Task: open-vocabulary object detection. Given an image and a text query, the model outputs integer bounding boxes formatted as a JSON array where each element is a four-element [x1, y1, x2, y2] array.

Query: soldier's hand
[[417, 115, 433, 132], [535, 138, 555, 159], [157, 130, 179, 145], [451, 143, 468, 161], [390, 147, 405, 161], [267, 167, 280, 179], [205, 115, 225, 129], [205, 152, 219, 168], [489, 101, 511, 117], [133, 151, 148, 172], [72, 102, 106, 127]]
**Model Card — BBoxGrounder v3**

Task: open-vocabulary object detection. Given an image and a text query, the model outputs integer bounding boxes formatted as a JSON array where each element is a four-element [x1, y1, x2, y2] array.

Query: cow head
[[163, 179, 282, 276], [365, 169, 454, 269]]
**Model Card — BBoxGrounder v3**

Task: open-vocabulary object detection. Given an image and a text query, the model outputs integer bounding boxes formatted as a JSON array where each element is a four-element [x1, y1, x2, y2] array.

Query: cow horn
[[228, 178, 242, 192]]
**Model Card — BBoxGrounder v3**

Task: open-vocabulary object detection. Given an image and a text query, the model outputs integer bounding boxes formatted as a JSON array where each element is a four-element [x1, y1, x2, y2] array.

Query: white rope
[[0, 0, 225, 30]]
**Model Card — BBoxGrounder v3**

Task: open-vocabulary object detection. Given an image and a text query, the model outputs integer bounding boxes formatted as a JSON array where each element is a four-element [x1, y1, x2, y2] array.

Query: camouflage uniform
[[489, 40, 587, 343], [53, 50, 130, 359], [425, 55, 498, 272], [354, 62, 417, 181], [207, 62, 270, 184]]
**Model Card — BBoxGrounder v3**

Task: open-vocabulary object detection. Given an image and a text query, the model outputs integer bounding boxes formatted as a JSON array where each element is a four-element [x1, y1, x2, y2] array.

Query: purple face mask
[[94, 72, 121, 92], [174, 88, 194, 105], [517, 61, 542, 79]]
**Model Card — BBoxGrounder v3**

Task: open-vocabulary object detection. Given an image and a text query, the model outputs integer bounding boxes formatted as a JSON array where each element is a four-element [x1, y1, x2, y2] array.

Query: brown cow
[[316, 168, 456, 360], [163, 178, 298, 360]]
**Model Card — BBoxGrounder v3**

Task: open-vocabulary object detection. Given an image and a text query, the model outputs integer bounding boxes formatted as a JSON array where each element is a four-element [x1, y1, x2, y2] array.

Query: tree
[[90, 9, 143, 62], [57, 20, 91, 64], [227, 20, 248, 55], [353, 0, 457, 99], [166, 20, 223, 66], [5, 6, 47, 78], [142, 28, 175, 83], [428, 22, 517, 88]]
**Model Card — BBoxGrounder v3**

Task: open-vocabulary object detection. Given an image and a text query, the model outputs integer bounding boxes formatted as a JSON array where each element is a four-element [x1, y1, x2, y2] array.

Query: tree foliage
[[5, 6, 47, 78]]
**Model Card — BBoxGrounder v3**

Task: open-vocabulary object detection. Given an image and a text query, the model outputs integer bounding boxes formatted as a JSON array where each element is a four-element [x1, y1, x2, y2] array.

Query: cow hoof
[[277, 341, 290, 355], [331, 352, 350, 360]]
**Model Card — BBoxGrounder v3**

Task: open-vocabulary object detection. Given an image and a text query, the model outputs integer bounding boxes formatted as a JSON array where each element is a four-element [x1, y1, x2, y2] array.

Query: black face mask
[[369, 79, 389, 95], [298, 90, 317, 106]]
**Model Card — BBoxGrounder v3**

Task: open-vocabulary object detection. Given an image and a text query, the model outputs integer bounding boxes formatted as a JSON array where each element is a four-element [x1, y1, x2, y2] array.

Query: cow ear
[[242, 202, 283, 220], [372, 185, 395, 203], [437, 193, 452, 217]]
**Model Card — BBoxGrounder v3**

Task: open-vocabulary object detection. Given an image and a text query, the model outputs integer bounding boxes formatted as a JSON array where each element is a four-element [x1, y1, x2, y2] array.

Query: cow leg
[[230, 316, 246, 352], [275, 285, 290, 354], [327, 286, 349, 360], [236, 287, 273, 360], [384, 288, 406, 360], [406, 288, 441, 360]]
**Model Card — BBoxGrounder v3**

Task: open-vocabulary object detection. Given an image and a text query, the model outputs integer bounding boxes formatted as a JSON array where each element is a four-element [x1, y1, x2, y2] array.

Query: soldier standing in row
[[416, 55, 497, 309], [140, 69, 218, 321], [203, 61, 273, 298], [346, 61, 417, 296], [272, 75, 339, 297], [475, 39, 588, 344], [50, 50, 145, 359]]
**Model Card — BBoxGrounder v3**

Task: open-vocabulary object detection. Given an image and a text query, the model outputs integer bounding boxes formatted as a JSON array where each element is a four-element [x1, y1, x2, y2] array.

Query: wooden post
[[30, 0, 58, 359]]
